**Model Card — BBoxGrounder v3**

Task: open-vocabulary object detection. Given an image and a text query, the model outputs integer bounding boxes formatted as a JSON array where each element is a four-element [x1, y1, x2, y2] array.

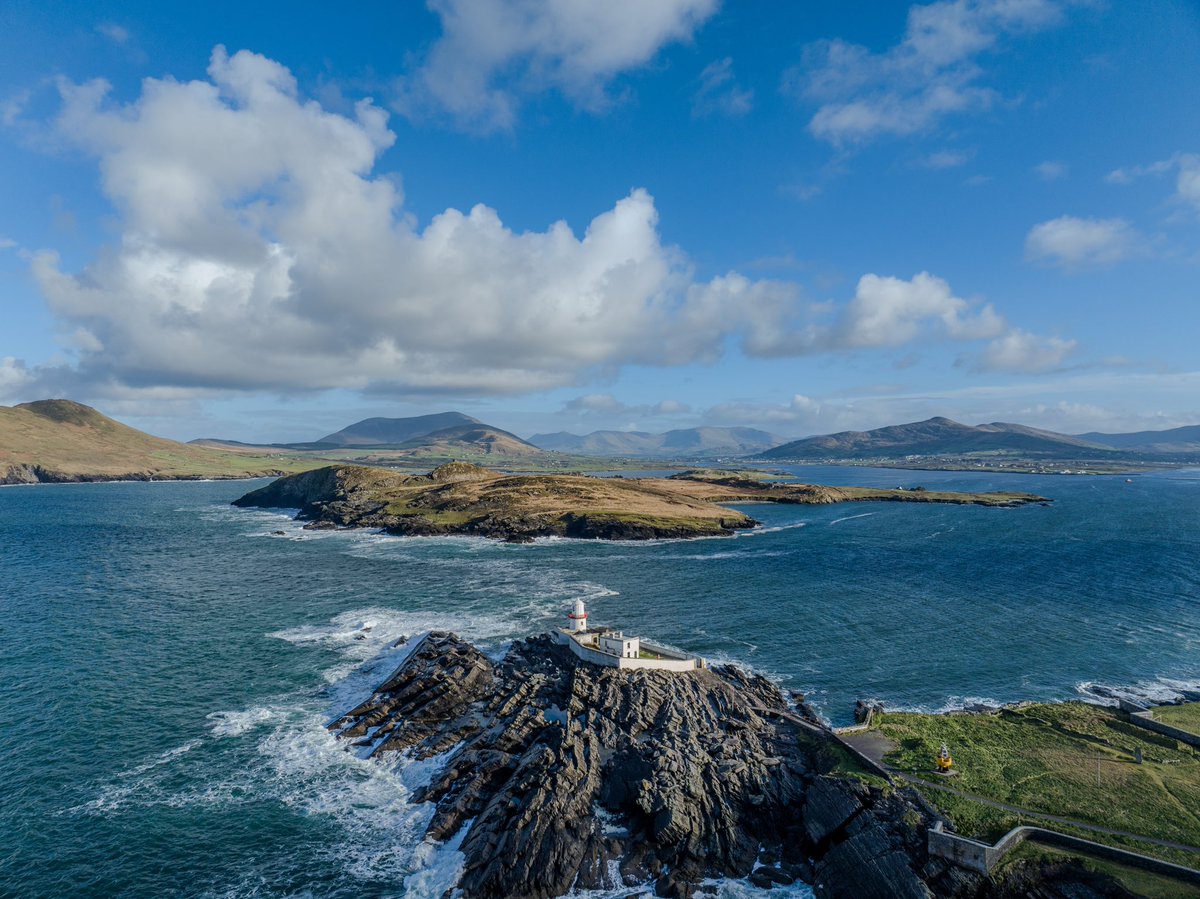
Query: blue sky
[[1, 0, 1198, 442]]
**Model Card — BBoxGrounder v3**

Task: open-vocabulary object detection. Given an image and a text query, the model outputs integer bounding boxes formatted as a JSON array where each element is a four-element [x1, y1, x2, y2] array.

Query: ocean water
[[1, 466, 1198, 897]]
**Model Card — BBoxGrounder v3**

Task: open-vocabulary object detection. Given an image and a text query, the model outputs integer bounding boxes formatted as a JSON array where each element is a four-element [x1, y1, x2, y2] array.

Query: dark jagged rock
[[327, 631, 1136, 899]]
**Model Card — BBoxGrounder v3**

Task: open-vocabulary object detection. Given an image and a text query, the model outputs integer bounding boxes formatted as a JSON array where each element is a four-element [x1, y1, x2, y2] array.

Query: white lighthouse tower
[[568, 598, 589, 633]]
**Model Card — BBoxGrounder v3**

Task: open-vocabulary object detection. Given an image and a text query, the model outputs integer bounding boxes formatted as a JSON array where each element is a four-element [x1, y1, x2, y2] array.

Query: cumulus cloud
[[0, 357, 33, 400], [19, 48, 1071, 404], [25, 48, 818, 398], [785, 0, 1079, 145], [747, 271, 1006, 357], [0, 237, 17, 250], [691, 58, 753, 118], [395, 0, 718, 130], [974, 329, 1075, 372], [1024, 215, 1138, 269]]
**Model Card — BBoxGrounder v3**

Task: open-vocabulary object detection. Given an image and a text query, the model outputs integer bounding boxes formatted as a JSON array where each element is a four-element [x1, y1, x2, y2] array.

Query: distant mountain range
[[317, 411, 483, 447], [530, 427, 780, 458], [195, 412, 543, 459], [19, 398, 1192, 478], [756, 417, 1117, 461], [1075, 424, 1200, 454]]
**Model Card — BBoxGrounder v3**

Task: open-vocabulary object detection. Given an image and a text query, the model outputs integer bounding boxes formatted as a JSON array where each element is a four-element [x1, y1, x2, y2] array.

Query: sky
[[1, 0, 1198, 443]]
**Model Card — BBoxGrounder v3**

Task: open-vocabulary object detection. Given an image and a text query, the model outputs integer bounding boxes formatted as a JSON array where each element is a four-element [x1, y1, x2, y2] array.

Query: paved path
[[837, 725, 1200, 856]]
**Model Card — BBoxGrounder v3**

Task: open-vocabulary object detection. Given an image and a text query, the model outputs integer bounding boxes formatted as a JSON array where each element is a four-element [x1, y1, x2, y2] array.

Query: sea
[[1, 464, 1198, 897]]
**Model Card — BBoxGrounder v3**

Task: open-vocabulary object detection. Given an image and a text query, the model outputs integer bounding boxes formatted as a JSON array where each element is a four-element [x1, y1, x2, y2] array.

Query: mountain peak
[[17, 398, 108, 427]]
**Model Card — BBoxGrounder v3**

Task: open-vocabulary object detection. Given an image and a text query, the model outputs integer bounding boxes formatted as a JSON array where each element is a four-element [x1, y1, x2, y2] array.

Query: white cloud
[[1034, 160, 1068, 181], [691, 58, 753, 118], [974, 328, 1075, 372], [0, 237, 17, 250], [395, 0, 719, 130], [1024, 215, 1138, 268], [96, 23, 130, 45], [27, 48, 817, 398], [22, 48, 1069, 404], [0, 357, 38, 403], [747, 271, 1006, 356], [1108, 153, 1200, 216], [1, 89, 31, 126], [786, 0, 1079, 145], [921, 149, 972, 169]]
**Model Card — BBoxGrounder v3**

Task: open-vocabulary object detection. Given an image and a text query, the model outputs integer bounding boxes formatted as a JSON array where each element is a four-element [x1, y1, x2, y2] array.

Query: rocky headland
[[331, 631, 1135, 898], [0, 399, 316, 484], [232, 463, 1049, 542]]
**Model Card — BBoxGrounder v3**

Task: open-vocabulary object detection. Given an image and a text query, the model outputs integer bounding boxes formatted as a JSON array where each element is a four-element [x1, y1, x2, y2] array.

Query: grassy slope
[[998, 841, 1198, 899], [1154, 703, 1200, 737], [0, 400, 321, 480], [875, 703, 1200, 852], [363, 466, 756, 529], [254, 463, 1049, 535]]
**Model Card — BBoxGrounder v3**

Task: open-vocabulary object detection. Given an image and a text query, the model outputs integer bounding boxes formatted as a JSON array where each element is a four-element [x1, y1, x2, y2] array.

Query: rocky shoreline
[[331, 631, 1134, 898], [232, 463, 1048, 543], [0, 463, 286, 485]]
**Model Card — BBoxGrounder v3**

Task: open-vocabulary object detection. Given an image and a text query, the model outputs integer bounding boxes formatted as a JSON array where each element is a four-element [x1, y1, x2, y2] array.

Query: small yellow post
[[935, 742, 954, 773]]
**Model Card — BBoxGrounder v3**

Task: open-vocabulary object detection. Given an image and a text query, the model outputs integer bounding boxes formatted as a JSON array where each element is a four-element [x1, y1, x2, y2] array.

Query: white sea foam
[[1076, 677, 1200, 707], [827, 511, 878, 526], [71, 738, 204, 814], [206, 706, 278, 737], [402, 820, 471, 899]]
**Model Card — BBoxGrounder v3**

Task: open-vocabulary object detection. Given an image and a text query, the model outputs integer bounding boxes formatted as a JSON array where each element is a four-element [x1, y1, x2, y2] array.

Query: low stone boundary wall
[[928, 821, 1200, 884], [1128, 711, 1200, 749]]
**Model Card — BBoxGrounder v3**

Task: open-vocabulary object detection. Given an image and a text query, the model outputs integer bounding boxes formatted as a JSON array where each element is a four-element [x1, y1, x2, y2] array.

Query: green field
[[875, 703, 1200, 852], [997, 841, 1200, 899], [1154, 704, 1200, 737]]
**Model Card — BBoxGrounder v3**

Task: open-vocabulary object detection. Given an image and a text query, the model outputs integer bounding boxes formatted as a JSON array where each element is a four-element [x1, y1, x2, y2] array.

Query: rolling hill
[[756, 417, 1113, 461], [316, 411, 483, 447], [194, 412, 546, 462], [529, 426, 780, 458], [0, 399, 318, 484], [1075, 424, 1200, 454]]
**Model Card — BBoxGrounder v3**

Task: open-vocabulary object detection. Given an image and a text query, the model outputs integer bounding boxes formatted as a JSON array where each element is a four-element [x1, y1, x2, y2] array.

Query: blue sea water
[[1, 466, 1198, 897]]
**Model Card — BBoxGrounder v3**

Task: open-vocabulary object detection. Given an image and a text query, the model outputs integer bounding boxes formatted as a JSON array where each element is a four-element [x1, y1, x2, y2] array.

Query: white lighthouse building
[[553, 599, 704, 671], [568, 598, 589, 633]]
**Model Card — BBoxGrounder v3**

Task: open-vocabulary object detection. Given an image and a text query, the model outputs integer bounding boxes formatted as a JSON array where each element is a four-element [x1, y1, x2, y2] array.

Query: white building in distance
[[553, 599, 705, 672]]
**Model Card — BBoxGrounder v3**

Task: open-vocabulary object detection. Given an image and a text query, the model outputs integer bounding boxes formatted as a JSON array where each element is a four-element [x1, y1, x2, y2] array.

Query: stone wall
[[928, 822, 1200, 885], [1130, 711, 1200, 749], [553, 630, 703, 671]]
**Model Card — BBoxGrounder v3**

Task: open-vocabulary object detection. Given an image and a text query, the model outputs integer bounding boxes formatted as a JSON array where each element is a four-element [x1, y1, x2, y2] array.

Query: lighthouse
[[568, 599, 589, 633]]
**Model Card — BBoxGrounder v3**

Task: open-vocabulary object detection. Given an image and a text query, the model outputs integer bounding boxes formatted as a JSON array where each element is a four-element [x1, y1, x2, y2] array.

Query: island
[[231, 462, 1051, 542]]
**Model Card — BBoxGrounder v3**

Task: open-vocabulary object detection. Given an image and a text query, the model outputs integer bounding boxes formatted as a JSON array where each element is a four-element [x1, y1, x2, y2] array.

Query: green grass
[[998, 841, 1200, 898], [876, 703, 1200, 851], [1154, 704, 1200, 737]]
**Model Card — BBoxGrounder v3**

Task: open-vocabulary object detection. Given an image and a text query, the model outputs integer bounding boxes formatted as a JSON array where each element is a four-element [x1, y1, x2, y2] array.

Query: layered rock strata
[[330, 632, 1129, 899]]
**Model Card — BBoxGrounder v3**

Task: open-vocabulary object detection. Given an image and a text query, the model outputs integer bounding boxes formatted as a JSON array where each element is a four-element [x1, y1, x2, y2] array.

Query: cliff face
[[331, 632, 1133, 899], [331, 633, 1140, 899]]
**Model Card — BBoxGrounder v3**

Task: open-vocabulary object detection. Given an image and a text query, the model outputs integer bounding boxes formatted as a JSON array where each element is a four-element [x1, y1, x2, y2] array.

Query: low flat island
[[233, 462, 1051, 542]]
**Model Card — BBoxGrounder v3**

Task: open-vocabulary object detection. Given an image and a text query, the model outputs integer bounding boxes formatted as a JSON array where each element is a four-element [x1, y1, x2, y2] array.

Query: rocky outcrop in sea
[[330, 632, 1133, 899]]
